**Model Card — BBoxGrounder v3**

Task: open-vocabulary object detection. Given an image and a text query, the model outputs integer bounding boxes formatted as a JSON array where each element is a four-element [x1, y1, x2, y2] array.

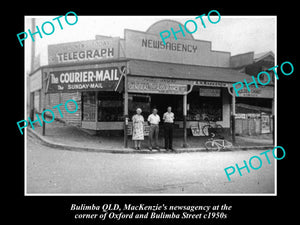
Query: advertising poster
[[261, 114, 271, 134], [15, 8, 297, 225], [47, 66, 123, 92]]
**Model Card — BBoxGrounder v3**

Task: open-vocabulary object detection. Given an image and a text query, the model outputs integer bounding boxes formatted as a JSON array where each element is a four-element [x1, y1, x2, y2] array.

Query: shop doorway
[[150, 94, 183, 121]]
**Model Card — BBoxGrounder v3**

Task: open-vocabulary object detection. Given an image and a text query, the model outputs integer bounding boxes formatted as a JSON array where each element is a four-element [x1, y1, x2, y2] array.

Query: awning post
[[271, 98, 275, 145], [231, 89, 236, 144], [183, 94, 188, 148], [227, 86, 236, 144], [123, 73, 128, 148]]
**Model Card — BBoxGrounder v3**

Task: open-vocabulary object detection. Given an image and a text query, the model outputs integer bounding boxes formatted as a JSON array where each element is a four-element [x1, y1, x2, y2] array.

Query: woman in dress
[[132, 108, 144, 150]]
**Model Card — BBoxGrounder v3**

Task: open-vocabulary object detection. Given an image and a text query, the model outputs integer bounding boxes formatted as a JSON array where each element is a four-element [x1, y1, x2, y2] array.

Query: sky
[[24, 15, 276, 73]]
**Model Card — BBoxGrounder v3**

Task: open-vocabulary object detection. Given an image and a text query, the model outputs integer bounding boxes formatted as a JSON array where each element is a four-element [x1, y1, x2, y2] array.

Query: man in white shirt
[[147, 108, 160, 150], [163, 106, 175, 151]]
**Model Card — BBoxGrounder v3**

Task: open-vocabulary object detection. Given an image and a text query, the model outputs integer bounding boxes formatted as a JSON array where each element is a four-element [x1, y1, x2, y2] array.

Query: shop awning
[[128, 59, 253, 83], [236, 103, 272, 113]]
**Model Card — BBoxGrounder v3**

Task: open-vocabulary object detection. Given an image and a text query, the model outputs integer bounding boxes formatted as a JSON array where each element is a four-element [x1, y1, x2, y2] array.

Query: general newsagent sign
[[128, 77, 188, 95], [47, 66, 125, 93]]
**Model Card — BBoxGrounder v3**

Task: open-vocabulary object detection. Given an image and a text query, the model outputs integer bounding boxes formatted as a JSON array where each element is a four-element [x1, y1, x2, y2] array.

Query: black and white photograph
[[23, 15, 278, 195], [13, 6, 300, 224]]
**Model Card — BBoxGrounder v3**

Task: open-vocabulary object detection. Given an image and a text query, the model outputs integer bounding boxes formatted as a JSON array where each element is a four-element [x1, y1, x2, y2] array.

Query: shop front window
[[82, 92, 96, 121], [187, 89, 222, 121], [97, 92, 123, 122], [82, 92, 123, 122]]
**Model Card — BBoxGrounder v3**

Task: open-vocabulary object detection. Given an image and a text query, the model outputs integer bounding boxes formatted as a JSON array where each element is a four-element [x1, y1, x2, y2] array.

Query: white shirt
[[147, 114, 160, 125], [163, 112, 174, 123]]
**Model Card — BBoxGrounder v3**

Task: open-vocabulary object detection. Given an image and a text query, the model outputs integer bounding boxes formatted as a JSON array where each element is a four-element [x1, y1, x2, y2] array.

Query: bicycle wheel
[[224, 140, 233, 150], [202, 125, 212, 136], [205, 141, 219, 151]]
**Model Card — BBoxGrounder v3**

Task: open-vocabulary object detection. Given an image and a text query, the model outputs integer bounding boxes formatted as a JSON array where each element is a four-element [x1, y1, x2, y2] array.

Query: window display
[[187, 90, 222, 121], [97, 92, 123, 121], [82, 92, 123, 122]]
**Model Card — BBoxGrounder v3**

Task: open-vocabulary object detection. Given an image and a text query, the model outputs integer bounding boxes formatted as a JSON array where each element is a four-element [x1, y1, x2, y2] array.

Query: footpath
[[27, 120, 274, 154]]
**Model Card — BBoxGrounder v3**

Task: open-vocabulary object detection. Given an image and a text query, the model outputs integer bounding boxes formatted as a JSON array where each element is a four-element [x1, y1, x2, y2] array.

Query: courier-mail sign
[[47, 67, 122, 93]]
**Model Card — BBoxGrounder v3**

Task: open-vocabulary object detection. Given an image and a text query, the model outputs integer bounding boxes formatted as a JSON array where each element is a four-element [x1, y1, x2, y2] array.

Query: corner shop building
[[28, 20, 274, 145]]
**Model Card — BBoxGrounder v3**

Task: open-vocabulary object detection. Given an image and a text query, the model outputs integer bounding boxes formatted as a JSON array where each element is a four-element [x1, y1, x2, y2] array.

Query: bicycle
[[204, 133, 233, 151], [201, 116, 223, 137]]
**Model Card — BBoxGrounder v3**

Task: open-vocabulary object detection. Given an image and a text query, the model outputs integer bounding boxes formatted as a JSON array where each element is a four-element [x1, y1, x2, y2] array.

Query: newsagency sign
[[48, 38, 119, 65], [47, 66, 125, 93], [124, 29, 229, 67]]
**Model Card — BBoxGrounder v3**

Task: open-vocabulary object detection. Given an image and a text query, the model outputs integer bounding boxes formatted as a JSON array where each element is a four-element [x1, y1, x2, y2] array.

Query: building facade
[[28, 19, 274, 145], [230, 51, 275, 135]]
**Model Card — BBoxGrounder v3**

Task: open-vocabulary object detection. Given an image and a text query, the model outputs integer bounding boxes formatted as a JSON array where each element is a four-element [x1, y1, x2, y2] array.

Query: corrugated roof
[[128, 59, 252, 83], [254, 51, 274, 62]]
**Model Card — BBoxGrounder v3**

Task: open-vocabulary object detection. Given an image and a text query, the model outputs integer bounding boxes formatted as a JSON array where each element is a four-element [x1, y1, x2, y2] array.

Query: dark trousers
[[164, 123, 173, 149]]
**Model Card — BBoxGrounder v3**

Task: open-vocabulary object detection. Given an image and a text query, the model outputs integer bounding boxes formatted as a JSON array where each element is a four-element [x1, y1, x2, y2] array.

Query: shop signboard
[[193, 80, 230, 87], [235, 114, 246, 119], [124, 29, 230, 67], [128, 76, 188, 95], [48, 38, 119, 65], [199, 88, 221, 97], [237, 86, 274, 98], [47, 65, 126, 93], [247, 113, 261, 119]]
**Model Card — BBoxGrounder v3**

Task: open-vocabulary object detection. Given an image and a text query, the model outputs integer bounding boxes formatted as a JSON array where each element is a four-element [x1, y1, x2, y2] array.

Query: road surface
[[26, 134, 275, 194]]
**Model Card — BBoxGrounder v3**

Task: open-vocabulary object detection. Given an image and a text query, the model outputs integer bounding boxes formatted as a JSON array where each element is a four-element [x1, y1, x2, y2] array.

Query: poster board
[[127, 122, 149, 136], [261, 114, 271, 133], [191, 123, 205, 136]]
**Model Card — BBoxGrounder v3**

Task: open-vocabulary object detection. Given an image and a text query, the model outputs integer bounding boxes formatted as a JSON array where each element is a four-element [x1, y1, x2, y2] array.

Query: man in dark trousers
[[163, 106, 175, 151]]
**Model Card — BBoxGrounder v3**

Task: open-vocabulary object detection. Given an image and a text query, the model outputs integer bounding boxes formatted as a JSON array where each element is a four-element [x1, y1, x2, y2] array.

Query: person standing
[[163, 106, 175, 151], [147, 108, 160, 151], [132, 108, 144, 150]]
